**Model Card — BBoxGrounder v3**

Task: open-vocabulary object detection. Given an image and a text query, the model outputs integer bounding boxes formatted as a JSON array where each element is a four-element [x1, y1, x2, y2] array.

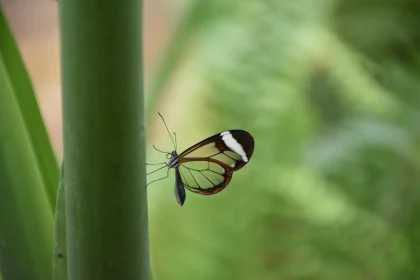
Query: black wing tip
[[229, 129, 251, 133], [229, 129, 255, 157], [229, 129, 255, 141]]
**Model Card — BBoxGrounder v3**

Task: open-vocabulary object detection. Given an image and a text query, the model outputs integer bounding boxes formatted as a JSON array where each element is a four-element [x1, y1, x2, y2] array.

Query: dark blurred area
[[3, 0, 420, 279]]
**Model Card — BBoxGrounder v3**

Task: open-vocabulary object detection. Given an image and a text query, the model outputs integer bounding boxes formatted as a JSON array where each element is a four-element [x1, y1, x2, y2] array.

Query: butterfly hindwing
[[178, 158, 232, 195]]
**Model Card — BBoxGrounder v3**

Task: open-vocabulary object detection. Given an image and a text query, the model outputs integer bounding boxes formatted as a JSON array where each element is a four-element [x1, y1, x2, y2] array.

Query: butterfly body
[[167, 151, 180, 169], [174, 167, 186, 205], [165, 151, 185, 204]]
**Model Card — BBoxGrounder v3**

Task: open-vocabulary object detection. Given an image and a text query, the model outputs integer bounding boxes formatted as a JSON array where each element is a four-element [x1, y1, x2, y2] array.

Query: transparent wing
[[178, 158, 232, 195], [179, 130, 254, 171]]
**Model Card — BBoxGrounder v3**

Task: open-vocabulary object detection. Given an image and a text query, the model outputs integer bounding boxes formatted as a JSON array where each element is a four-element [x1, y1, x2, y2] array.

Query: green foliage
[[0, 11, 59, 211], [148, 0, 420, 279], [0, 9, 57, 280]]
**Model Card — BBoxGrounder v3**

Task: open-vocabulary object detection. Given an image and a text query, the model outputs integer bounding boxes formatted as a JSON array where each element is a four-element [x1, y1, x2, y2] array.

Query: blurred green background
[[3, 0, 420, 279]]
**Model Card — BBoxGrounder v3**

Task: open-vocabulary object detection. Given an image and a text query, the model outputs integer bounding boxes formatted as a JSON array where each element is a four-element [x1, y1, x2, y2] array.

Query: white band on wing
[[221, 131, 248, 162]]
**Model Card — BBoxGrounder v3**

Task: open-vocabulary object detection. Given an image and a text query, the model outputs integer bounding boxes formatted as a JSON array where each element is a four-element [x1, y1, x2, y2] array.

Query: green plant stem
[[59, 0, 149, 279]]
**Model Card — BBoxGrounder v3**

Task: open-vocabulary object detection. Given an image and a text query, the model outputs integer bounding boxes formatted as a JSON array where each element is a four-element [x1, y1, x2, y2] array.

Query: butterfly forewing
[[179, 130, 254, 171]]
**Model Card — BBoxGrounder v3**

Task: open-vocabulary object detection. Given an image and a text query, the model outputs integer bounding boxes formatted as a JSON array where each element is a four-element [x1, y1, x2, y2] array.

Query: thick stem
[[53, 163, 67, 280], [59, 0, 149, 279]]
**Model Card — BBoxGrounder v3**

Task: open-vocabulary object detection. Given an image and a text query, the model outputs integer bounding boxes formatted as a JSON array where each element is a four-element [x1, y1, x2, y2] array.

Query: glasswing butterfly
[[147, 113, 255, 206]]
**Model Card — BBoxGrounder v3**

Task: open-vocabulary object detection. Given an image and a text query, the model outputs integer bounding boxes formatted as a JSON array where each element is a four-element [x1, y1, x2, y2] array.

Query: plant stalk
[[59, 0, 149, 279]]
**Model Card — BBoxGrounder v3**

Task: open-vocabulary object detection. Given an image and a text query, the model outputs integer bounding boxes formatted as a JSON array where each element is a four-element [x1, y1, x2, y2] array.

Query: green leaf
[[0, 10, 59, 212], [0, 9, 57, 280]]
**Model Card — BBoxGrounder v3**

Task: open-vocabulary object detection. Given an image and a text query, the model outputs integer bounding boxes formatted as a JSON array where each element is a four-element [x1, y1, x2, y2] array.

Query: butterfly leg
[[146, 161, 167, 166], [145, 168, 170, 188]]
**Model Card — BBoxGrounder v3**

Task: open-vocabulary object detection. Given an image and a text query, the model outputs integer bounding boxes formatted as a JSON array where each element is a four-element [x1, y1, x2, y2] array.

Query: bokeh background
[[2, 0, 420, 279]]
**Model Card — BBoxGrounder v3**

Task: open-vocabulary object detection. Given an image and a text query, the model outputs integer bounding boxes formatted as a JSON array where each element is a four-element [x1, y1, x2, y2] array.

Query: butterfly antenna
[[153, 145, 170, 154], [173, 132, 177, 151], [158, 112, 176, 151]]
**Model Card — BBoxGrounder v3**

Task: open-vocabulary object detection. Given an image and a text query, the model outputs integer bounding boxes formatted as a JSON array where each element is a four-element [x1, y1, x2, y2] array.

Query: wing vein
[[222, 152, 238, 161], [179, 167, 191, 188], [185, 164, 224, 176], [197, 169, 217, 187], [181, 165, 202, 190]]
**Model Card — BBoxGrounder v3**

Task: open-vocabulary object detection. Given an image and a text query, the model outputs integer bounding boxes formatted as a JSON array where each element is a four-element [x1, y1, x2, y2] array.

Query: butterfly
[[147, 113, 255, 206]]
